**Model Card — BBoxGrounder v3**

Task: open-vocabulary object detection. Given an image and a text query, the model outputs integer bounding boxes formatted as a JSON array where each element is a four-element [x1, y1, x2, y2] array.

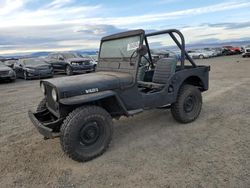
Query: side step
[[127, 109, 143, 116]]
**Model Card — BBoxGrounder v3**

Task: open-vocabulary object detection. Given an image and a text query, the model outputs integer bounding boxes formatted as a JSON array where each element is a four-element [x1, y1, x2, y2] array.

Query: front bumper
[[27, 71, 53, 79], [71, 65, 95, 73], [28, 109, 62, 139], [0, 74, 16, 80]]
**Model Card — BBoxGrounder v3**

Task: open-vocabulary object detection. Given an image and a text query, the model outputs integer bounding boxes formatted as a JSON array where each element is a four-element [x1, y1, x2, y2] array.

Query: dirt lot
[[0, 55, 250, 188]]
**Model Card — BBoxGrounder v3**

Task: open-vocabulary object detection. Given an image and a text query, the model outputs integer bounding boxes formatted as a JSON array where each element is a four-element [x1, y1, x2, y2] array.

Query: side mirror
[[137, 45, 148, 56], [59, 57, 64, 61]]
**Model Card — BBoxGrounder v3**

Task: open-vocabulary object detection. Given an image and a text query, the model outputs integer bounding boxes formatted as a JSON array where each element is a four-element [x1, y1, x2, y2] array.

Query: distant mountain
[[0, 50, 98, 59], [29, 52, 51, 57], [77, 51, 98, 56], [1, 39, 250, 59], [186, 39, 250, 50]]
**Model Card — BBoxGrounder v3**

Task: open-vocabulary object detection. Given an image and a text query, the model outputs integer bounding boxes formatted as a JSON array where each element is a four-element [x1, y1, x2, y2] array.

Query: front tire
[[66, 65, 73, 76], [24, 71, 28, 80], [171, 85, 202, 123], [60, 106, 113, 162]]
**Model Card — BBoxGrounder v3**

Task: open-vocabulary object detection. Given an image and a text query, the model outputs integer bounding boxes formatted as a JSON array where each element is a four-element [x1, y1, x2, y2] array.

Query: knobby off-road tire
[[171, 84, 202, 123], [60, 106, 113, 162], [36, 98, 47, 112]]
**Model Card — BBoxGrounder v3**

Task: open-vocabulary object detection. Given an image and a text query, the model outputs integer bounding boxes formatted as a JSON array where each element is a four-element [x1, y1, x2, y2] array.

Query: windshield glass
[[100, 36, 141, 58], [23, 59, 46, 65], [62, 53, 81, 59]]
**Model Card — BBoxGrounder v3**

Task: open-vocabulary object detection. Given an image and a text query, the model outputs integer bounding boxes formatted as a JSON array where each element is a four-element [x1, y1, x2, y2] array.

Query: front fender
[[59, 90, 116, 105], [59, 90, 128, 115]]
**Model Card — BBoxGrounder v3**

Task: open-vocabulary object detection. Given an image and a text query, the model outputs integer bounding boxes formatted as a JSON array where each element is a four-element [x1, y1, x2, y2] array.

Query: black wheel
[[24, 71, 28, 80], [60, 106, 113, 162], [199, 55, 205, 59], [66, 65, 73, 76], [171, 85, 202, 123], [36, 98, 47, 112]]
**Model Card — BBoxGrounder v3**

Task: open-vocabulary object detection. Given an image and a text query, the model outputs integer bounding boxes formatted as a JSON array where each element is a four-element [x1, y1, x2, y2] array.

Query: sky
[[0, 0, 250, 55]]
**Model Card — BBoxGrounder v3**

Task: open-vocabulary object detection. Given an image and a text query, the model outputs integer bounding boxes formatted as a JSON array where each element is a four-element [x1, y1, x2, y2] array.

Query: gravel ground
[[0, 55, 250, 188]]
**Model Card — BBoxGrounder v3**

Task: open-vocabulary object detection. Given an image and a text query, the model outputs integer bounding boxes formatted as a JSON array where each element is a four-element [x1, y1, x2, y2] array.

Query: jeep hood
[[43, 71, 133, 98]]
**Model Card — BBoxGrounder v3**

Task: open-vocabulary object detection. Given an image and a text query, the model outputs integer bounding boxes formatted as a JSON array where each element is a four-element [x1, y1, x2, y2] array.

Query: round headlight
[[51, 88, 57, 101], [40, 83, 45, 94]]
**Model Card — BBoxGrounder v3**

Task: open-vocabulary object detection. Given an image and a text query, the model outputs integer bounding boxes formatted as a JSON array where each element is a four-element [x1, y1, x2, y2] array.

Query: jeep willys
[[29, 29, 210, 162]]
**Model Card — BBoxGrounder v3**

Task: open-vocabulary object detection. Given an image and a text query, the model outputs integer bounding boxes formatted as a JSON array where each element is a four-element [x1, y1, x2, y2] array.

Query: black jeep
[[29, 29, 210, 162]]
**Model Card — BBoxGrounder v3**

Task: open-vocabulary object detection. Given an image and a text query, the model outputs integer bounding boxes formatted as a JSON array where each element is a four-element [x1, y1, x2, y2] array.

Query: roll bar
[[145, 29, 197, 69]]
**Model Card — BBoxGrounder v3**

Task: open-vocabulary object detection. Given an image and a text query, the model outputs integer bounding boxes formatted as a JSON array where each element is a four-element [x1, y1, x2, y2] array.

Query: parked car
[[14, 58, 54, 80], [187, 50, 210, 59], [46, 52, 95, 76], [223, 46, 241, 54], [4, 59, 17, 68], [81, 55, 98, 70], [242, 45, 250, 58], [222, 48, 235, 56], [212, 48, 223, 56], [150, 49, 181, 62], [203, 49, 217, 57], [0, 61, 16, 82]]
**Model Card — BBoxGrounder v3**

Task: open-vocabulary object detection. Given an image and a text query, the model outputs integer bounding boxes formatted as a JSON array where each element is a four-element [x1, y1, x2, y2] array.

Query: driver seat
[[138, 58, 177, 89]]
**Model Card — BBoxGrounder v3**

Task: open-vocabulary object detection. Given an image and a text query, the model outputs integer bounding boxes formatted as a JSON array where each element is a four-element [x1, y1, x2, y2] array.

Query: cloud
[[197, 33, 221, 38], [205, 21, 250, 30], [0, 24, 122, 55], [0, 0, 250, 55], [157, 0, 183, 4], [77, 25, 125, 36], [78, 1, 250, 27], [46, 0, 74, 8], [0, 0, 30, 15]]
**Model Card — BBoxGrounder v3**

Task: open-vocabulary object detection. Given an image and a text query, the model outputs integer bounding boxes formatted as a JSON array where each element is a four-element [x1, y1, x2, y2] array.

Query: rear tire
[[66, 65, 73, 76], [60, 106, 113, 162], [199, 55, 205, 59], [171, 85, 202, 123]]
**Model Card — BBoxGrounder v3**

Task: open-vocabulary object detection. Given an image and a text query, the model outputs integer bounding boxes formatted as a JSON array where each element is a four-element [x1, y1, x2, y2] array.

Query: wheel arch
[[59, 91, 128, 118], [181, 75, 206, 91]]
